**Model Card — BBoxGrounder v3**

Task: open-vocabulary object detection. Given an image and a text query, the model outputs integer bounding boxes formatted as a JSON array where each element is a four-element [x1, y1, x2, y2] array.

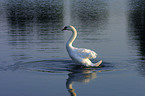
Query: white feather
[[72, 47, 97, 59], [63, 26, 102, 67]]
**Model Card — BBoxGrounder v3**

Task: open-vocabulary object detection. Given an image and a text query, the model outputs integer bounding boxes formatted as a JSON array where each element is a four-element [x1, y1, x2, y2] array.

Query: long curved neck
[[66, 26, 77, 47]]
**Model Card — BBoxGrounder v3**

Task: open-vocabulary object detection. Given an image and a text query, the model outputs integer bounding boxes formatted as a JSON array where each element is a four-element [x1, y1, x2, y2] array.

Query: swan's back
[[72, 47, 97, 59]]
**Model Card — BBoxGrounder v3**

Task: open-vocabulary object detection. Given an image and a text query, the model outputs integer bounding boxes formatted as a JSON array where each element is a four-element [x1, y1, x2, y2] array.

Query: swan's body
[[62, 26, 102, 67]]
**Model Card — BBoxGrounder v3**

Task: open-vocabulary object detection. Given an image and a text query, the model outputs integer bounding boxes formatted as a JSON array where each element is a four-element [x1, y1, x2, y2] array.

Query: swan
[[62, 25, 102, 67]]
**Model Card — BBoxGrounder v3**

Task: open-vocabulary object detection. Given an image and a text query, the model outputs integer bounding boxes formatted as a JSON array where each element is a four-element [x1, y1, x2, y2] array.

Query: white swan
[[62, 26, 102, 67]]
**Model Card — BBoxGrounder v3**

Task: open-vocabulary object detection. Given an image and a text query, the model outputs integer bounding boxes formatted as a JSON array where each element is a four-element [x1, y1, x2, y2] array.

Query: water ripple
[[2, 59, 113, 73]]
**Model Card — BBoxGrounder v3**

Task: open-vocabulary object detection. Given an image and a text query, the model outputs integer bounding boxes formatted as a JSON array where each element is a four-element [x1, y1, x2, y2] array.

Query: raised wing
[[73, 48, 97, 59]]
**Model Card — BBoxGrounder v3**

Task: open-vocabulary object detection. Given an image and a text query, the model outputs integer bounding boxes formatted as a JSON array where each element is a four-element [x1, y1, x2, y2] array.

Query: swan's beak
[[62, 27, 67, 31]]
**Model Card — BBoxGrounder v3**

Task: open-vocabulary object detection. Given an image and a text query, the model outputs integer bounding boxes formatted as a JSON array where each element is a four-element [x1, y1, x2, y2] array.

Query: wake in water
[[0, 59, 110, 73]]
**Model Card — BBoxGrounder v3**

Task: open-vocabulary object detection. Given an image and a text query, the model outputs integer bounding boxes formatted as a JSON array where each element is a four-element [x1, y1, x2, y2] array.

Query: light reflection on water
[[0, 0, 145, 96]]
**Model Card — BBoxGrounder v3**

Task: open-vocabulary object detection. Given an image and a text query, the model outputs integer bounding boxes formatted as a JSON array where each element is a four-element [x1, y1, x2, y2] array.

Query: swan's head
[[62, 26, 75, 31]]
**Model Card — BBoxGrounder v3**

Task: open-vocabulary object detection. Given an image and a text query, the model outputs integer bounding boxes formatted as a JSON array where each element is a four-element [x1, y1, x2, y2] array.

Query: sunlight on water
[[63, 0, 71, 25]]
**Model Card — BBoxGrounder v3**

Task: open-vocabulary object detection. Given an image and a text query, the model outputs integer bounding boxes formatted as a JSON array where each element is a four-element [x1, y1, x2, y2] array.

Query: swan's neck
[[66, 27, 77, 47]]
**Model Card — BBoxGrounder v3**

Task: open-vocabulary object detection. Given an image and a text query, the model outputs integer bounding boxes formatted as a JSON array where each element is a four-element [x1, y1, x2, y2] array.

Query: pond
[[0, 0, 145, 96]]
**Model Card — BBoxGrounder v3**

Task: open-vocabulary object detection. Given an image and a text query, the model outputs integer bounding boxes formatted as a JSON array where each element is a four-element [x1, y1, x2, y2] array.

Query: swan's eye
[[62, 26, 68, 31], [64, 26, 67, 29]]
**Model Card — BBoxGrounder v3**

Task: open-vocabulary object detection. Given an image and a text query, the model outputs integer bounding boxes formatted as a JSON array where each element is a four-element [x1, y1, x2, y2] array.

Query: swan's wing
[[74, 48, 97, 59]]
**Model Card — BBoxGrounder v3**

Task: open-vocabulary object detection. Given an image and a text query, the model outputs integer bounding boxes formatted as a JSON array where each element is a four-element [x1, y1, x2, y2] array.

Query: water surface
[[0, 0, 145, 96]]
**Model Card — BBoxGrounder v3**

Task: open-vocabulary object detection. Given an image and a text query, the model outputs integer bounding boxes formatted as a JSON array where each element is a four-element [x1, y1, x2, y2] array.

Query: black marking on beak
[[62, 26, 67, 31]]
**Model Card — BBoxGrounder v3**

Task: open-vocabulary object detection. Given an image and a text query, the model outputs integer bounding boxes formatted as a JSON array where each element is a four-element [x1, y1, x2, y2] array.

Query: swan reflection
[[66, 66, 97, 96]]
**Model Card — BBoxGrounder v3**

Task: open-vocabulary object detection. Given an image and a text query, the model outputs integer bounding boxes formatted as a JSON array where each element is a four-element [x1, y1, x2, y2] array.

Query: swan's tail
[[94, 60, 102, 67]]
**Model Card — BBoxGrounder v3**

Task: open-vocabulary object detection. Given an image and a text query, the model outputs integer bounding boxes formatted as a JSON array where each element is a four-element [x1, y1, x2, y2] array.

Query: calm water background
[[0, 0, 145, 96]]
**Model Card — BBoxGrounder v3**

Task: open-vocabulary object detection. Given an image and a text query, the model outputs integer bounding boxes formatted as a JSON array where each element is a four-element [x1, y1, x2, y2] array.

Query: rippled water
[[0, 0, 145, 96]]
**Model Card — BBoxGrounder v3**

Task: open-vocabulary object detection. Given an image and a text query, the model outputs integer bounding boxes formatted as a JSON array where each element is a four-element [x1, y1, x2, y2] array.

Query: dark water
[[0, 0, 145, 96]]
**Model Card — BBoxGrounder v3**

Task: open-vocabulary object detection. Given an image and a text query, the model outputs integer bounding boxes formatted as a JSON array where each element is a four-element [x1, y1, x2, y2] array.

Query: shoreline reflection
[[128, 0, 145, 77]]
